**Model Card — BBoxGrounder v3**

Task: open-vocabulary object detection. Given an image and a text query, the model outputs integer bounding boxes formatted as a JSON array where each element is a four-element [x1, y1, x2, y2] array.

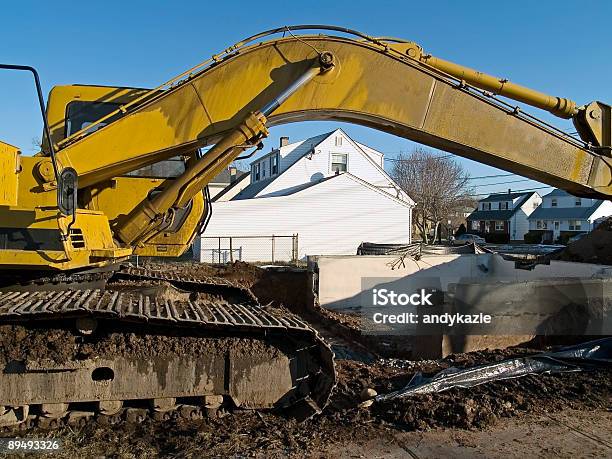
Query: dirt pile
[[552, 217, 612, 265], [141, 261, 313, 310]]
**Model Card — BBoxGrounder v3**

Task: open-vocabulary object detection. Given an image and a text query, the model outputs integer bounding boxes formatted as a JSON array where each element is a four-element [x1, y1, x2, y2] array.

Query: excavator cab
[[44, 85, 207, 259]]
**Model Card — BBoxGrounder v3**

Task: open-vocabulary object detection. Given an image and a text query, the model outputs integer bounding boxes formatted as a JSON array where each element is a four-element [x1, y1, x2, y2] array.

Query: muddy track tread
[[0, 269, 337, 426], [0, 289, 317, 334], [117, 266, 258, 301]]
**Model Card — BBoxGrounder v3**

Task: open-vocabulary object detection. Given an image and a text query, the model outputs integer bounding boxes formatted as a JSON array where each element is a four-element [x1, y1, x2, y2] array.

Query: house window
[[554, 221, 560, 230], [254, 163, 260, 181], [270, 154, 278, 175], [569, 220, 582, 230], [472, 221, 479, 230], [575, 197, 581, 206], [551, 198, 557, 207], [331, 153, 347, 173], [487, 203, 492, 210], [335, 136, 342, 146], [495, 221, 504, 231], [536, 221, 542, 229], [485, 221, 490, 233]]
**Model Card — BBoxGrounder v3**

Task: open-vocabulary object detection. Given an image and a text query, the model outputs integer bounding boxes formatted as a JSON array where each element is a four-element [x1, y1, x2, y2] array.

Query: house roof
[[234, 131, 334, 200], [211, 171, 251, 202], [467, 192, 535, 221], [479, 192, 531, 202], [466, 209, 515, 221], [228, 172, 413, 208], [543, 188, 571, 197], [528, 200, 604, 220], [210, 168, 248, 185]]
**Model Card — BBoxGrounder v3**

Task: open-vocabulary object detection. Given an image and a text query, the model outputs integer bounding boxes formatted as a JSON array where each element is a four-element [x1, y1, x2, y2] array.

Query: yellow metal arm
[[115, 62, 327, 246], [46, 29, 609, 198]]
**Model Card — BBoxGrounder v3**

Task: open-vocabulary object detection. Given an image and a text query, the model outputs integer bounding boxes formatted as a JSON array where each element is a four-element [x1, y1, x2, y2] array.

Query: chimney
[[280, 136, 289, 147], [229, 166, 237, 183], [508, 188, 511, 195]]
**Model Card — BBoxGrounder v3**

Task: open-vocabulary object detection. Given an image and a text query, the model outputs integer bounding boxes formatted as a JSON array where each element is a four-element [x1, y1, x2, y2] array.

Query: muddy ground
[[16, 351, 610, 458], [1, 260, 610, 457]]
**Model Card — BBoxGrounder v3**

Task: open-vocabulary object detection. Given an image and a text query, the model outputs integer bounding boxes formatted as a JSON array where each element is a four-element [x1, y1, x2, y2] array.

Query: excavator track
[[0, 268, 336, 429]]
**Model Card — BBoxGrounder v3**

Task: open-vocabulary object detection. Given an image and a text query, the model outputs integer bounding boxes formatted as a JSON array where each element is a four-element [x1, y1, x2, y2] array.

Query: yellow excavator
[[0, 25, 610, 427]]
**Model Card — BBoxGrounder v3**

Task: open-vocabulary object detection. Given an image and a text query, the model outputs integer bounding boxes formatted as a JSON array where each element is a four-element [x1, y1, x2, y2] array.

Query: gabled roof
[[528, 200, 604, 220], [210, 168, 248, 185], [543, 188, 571, 197], [467, 192, 535, 221], [233, 172, 413, 208], [211, 171, 251, 202], [479, 192, 531, 202], [234, 131, 334, 200], [250, 131, 333, 167]]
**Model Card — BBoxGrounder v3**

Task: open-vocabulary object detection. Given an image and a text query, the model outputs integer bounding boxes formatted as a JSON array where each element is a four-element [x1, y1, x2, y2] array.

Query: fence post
[[229, 237, 233, 263], [271, 235, 275, 264]]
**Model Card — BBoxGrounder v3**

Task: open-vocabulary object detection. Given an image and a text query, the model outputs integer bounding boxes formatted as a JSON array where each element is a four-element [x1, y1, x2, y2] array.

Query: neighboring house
[[527, 189, 612, 243], [207, 166, 248, 199], [213, 171, 250, 202], [193, 129, 414, 262], [466, 191, 542, 242], [236, 129, 410, 202]]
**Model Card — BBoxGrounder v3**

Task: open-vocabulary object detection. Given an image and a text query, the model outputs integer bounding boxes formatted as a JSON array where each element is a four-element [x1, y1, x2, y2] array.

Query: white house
[[527, 188, 612, 243], [466, 191, 542, 242], [193, 129, 414, 262]]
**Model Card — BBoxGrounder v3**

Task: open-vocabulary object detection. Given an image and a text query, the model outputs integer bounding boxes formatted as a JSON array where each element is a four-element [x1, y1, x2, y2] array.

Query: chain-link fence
[[197, 235, 298, 264]]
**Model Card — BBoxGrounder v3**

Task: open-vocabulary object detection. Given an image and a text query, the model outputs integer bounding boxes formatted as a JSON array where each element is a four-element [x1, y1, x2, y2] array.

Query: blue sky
[[1, 1, 610, 197]]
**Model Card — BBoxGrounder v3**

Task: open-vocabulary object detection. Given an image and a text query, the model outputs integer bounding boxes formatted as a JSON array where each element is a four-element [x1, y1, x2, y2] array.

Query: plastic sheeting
[[376, 338, 611, 401]]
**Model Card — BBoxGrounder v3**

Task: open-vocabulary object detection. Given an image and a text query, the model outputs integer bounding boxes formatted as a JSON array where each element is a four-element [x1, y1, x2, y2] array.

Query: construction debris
[[376, 337, 611, 401]]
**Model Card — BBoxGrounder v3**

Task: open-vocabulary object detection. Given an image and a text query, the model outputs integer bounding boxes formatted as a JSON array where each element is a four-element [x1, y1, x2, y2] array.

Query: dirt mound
[[141, 260, 313, 311], [552, 217, 612, 265]]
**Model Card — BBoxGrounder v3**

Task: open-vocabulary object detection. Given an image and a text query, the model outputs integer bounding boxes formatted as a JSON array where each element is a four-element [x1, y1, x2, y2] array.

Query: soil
[[1, 260, 610, 457], [552, 217, 612, 265], [0, 323, 279, 364], [14, 348, 610, 458]]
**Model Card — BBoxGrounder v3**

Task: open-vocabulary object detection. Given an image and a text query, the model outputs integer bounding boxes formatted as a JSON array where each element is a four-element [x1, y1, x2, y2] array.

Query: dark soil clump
[[552, 217, 612, 265]]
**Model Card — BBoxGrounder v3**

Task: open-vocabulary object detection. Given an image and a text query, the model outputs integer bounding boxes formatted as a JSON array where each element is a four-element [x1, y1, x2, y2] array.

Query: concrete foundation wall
[[312, 253, 611, 358], [312, 254, 492, 311], [314, 254, 612, 311]]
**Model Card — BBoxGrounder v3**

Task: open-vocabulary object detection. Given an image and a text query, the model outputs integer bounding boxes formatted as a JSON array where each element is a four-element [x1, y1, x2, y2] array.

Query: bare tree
[[391, 147, 473, 243]]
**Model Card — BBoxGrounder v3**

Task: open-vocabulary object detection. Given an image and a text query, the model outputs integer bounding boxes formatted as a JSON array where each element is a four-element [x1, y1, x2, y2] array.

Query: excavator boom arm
[[44, 27, 610, 200]]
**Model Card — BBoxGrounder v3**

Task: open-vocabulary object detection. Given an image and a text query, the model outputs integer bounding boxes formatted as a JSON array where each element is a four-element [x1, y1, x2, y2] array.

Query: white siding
[[197, 174, 412, 262], [511, 193, 541, 240]]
